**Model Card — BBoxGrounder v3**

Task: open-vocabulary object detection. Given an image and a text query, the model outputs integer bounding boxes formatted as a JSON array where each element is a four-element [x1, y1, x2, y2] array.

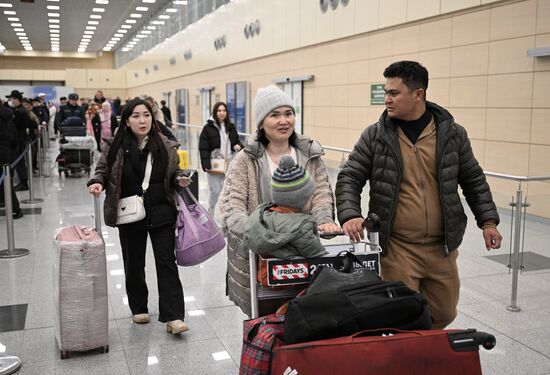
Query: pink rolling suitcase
[[52, 196, 109, 359]]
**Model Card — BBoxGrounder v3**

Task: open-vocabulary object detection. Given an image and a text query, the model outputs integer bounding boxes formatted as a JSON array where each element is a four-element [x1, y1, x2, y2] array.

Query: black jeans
[[118, 224, 185, 322]]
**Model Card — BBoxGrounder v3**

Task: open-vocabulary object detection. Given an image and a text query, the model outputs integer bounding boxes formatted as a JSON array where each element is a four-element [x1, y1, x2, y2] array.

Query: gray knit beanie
[[272, 155, 316, 210], [254, 85, 295, 128]]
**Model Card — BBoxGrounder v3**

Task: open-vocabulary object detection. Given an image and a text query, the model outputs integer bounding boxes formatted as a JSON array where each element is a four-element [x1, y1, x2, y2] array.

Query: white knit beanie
[[253, 85, 295, 128]]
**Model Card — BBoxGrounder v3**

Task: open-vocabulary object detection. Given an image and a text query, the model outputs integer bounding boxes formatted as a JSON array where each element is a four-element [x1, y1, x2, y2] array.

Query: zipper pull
[[386, 287, 394, 298]]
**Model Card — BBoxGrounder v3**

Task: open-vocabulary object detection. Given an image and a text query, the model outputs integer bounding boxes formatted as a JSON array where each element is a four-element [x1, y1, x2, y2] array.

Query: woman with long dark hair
[[198, 101, 242, 214], [87, 97, 190, 335]]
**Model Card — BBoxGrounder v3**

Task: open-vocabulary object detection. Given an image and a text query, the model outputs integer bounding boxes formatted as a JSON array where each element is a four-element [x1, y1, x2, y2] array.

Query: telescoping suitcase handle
[[93, 195, 102, 233]]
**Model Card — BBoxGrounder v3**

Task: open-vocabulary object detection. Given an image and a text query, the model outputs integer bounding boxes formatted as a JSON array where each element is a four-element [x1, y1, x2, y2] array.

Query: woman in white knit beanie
[[218, 84, 340, 317]]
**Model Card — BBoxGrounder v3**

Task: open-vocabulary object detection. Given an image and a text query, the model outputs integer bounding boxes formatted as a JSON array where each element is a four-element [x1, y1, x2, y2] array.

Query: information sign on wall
[[370, 84, 385, 105]]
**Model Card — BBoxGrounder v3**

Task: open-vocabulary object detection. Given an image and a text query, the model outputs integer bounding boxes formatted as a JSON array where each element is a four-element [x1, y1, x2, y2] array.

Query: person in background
[[160, 100, 172, 127], [0, 98, 23, 219], [219, 85, 340, 316], [199, 101, 242, 214], [336, 60, 502, 329], [59, 96, 68, 107], [94, 90, 106, 104], [54, 93, 85, 135], [113, 96, 122, 116], [21, 98, 40, 174], [47, 101, 57, 140], [86, 102, 102, 151], [87, 97, 191, 335], [143, 96, 177, 142], [5, 90, 30, 191], [80, 97, 89, 113], [98, 101, 118, 146]]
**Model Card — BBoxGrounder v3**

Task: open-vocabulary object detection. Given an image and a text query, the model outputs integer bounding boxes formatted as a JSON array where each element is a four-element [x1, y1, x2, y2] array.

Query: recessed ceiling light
[[158, 15, 169, 19], [136, 35, 146, 38], [84, 30, 94, 34], [3, 11, 16, 15], [92, 7, 105, 12], [130, 13, 142, 18], [49, 24, 60, 29], [19, 36, 28, 40], [24, 47, 33, 51], [16, 32, 26, 36], [151, 20, 164, 25], [51, 38, 60, 41], [10, 23, 22, 27], [13, 28, 24, 32], [173, 1, 188, 4], [90, 14, 102, 19], [141, 30, 151, 34], [78, 49, 86, 52], [82, 35, 92, 39], [117, 29, 127, 33], [102, 47, 111, 51], [147, 26, 156, 30], [121, 25, 131, 29], [96, 0, 109, 4], [48, 19, 60, 23], [136, 6, 148, 11], [48, 13, 59, 17], [51, 48, 59, 51], [111, 37, 120, 41], [7, 17, 18, 21], [47, 0, 60, 2], [0, 3, 13, 8], [142, 0, 156, 3], [114, 33, 123, 37], [122, 48, 129, 52], [88, 20, 99, 25], [46, 5, 60, 10], [86, 26, 97, 30], [166, 8, 177, 13], [125, 19, 136, 24]]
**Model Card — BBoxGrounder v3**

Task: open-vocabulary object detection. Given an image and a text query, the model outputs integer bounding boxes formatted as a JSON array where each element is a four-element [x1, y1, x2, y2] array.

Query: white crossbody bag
[[116, 152, 152, 225]]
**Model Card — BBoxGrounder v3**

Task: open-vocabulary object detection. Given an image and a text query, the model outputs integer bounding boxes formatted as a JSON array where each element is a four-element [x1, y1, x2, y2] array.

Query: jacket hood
[[244, 132, 324, 160], [380, 101, 455, 132]]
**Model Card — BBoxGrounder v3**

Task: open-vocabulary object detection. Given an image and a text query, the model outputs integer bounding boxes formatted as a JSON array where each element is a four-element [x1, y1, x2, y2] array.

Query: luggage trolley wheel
[[60, 350, 70, 360], [102, 345, 109, 353]]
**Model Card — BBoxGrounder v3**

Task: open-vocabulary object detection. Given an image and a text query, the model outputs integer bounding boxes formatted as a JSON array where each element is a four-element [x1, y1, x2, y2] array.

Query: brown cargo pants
[[381, 236, 460, 329]]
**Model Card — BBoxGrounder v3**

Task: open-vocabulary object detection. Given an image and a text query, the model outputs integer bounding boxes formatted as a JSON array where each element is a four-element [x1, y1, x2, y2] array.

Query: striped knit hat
[[271, 155, 316, 210]]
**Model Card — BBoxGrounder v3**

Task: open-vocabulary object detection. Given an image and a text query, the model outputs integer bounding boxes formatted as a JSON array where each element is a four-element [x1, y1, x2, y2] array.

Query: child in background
[[244, 155, 334, 259]]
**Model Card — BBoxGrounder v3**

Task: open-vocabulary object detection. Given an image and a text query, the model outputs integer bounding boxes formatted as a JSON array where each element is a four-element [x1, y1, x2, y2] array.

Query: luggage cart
[[56, 136, 95, 177], [249, 214, 382, 318]]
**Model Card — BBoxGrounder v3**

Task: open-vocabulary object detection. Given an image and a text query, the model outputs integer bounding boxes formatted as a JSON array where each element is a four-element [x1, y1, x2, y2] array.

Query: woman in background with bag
[[219, 85, 340, 316], [199, 101, 243, 214], [87, 97, 191, 335]]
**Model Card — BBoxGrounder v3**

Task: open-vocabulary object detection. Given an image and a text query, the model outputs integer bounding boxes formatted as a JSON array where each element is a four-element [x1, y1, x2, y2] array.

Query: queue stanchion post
[[37, 133, 43, 177], [0, 164, 30, 259], [21, 141, 43, 204]]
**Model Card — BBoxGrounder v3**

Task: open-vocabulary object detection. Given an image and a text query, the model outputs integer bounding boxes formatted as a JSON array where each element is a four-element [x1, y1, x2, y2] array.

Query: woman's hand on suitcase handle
[[343, 217, 365, 243], [88, 183, 103, 196]]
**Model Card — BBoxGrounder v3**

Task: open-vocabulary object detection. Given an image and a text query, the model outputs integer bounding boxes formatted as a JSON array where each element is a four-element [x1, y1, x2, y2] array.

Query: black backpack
[[284, 268, 432, 345]]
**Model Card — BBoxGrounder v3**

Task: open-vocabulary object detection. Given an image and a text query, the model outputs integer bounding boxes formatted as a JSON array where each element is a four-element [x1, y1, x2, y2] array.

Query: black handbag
[[307, 251, 380, 295]]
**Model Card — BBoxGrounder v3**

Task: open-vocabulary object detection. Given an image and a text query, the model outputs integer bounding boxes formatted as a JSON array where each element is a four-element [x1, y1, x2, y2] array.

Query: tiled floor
[[0, 141, 549, 374]]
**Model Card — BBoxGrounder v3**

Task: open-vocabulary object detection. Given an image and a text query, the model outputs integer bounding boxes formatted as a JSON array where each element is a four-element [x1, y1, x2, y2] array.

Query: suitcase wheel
[[60, 350, 70, 360]]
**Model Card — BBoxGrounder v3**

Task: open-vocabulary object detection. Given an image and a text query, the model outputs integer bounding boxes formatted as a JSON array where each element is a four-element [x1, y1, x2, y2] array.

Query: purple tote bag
[[175, 188, 226, 266]]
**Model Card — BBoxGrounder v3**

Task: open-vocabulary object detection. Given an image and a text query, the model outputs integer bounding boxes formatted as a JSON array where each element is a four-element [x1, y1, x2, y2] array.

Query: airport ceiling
[[0, 0, 178, 54]]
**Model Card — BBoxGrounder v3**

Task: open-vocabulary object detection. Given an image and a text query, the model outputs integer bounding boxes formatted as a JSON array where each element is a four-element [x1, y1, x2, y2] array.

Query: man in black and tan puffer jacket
[[336, 61, 502, 329]]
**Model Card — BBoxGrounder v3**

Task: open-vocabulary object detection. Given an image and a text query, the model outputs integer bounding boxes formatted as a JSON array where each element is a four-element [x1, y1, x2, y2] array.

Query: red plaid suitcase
[[271, 328, 495, 375], [239, 313, 285, 375]]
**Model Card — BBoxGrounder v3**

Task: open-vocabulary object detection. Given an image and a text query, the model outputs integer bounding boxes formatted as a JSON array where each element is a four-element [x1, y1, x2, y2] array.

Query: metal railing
[[172, 121, 550, 312]]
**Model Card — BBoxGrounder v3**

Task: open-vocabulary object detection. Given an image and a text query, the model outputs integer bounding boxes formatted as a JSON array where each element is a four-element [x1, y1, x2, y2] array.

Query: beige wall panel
[[484, 141, 530, 175], [0, 71, 10, 80], [407, 0, 440, 21], [490, 0, 536, 40], [535, 34, 550, 71], [366, 107, 384, 123], [330, 107, 350, 129], [392, 25, 420, 55], [427, 78, 450, 107], [537, 0, 550, 34], [284, 0, 301, 50], [312, 106, 331, 127], [419, 49, 451, 79], [354, 0, 379, 34], [529, 145, 550, 175], [487, 73, 533, 108], [50, 70, 65, 81], [369, 32, 393, 58], [348, 60, 369, 84], [451, 10, 490, 46], [348, 107, 370, 130], [303, 87, 315, 107], [470, 139, 486, 166], [441, 0, 480, 13], [368, 56, 393, 82], [451, 43, 489, 77], [531, 109, 550, 145], [526, 182, 550, 218], [31, 70, 44, 80], [420, 18, 453, 51], [316, 3, 334, 43], [348, 84, 370, 107], [451, 107, 487, 139], [488, 37, 536, 74], [314, 86, 333, 107], [310, 66, 331, 87], [330, 40, 350, 65], [333, 0, 356, 39], [348, 36, 370, 62], [379, 0, 407, 28], [486, 108, 531, 143], [65, 69, 87, 88], [450, 76, 488, 107], [330, 63, 349, 85], [532, 71, 550, 108], [329, 85, 349, 107], [486, 177, 522, 208]]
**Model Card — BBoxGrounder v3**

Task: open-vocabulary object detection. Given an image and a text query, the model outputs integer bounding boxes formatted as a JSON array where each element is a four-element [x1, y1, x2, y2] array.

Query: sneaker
[[13, 211, 24, 220], [132, 313, 150, 324], [14, 183, 29, 192], [166, 320, 189, 335]]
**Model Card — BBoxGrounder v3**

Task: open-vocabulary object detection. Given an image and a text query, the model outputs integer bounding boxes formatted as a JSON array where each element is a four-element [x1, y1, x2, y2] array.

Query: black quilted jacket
[[336, 101, 499, 254]]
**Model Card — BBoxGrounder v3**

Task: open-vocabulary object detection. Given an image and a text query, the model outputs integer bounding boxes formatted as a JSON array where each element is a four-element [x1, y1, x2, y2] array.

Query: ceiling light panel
[[92, 8, 105, 12], [158, 15, 169, 19], [46, 5, 60, 10], [88, 20, 99, 25], [48, 19, 60, 23], [130, 13, 142, 18], [90, 14, 101, 19], [0, 3, 13, 8], [13, 28, 24, 32], [136, 6, 148, 11], [166, 8, 177, 13], [7, 17, 18, 21], [173, 1, 188, 4], [125, 19, 136, 24], [96, 0, 109, 4], [3, 11, 16, 15], [48, 13, 59, 17], [86, 26, 97, 30], [11, 23, 22, 27], [121, 25, 131, 29], [142, 0, 156, 3]]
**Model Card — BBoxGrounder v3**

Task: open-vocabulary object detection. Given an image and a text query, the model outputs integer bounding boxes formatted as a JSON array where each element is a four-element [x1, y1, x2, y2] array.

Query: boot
[[132, 313, 150, 324], [166, 320, 189, 335]]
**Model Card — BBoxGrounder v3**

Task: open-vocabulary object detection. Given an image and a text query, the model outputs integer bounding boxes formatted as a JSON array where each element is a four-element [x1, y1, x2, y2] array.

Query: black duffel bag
[[284, 266, 432, 345]]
